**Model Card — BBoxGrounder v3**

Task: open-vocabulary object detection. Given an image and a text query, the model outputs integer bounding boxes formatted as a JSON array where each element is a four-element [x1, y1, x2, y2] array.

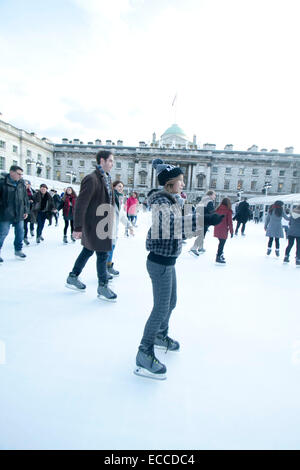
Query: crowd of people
[[1, 157, 300, 380]]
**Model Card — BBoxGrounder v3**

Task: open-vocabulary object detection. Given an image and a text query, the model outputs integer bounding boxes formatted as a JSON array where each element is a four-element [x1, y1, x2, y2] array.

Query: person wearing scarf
[[106, 181, 134, 276], [62, 187, 77, 243]]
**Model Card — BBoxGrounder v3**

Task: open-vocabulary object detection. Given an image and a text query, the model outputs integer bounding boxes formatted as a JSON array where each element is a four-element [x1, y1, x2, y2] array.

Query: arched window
[[196, 173, 205, 189]]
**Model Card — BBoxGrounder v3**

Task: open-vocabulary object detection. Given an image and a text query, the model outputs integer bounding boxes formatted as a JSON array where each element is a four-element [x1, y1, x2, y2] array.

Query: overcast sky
[[1, 0, 300, 152]]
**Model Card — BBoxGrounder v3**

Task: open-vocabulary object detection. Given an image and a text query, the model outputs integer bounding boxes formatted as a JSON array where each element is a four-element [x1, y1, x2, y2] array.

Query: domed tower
[[160, 123, 190, 147]]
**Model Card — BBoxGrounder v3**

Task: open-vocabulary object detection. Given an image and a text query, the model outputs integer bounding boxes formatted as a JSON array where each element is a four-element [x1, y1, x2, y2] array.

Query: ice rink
[[0, 213, 299, 450]]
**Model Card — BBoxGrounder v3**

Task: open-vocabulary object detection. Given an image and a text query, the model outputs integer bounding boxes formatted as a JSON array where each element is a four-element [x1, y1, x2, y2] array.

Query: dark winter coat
[[63, 194, 76, 220], [73, 167, 114, 252], [234, 200, 250, 223], [214, 204, 233, 239], [31, 191, 55, 223], [288, 207, 300, 237], [0, 173, 29, 223], [52, 193, 62, 210], [25, 187, 35, 223], [264, 211, 289, 238]]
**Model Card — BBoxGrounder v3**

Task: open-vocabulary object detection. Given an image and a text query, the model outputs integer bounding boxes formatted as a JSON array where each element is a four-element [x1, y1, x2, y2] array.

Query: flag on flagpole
[[172, 93, 177, 107]]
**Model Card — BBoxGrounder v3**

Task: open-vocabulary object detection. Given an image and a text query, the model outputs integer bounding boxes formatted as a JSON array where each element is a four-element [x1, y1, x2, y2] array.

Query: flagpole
[[172, 93, 177, 123]]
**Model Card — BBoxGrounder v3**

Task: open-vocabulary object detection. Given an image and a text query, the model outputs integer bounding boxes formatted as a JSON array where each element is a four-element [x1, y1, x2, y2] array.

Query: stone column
[[187, 164, 192, 191], [133, 160, 139, 188], [206, 164, 211, 191]]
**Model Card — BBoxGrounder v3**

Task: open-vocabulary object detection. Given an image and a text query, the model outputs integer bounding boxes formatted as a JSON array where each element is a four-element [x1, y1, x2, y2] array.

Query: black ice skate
[[215, 255, 226, 265], [154, 334, 180, 353], [15, 251, 26, 259], [266, 248, 271, 256], [66, 273, 86, 291], [283, 255, 289, 264], [24, 238, 30, 246], [63, 235, 68, 244], [275, 249, 280, 257], [134, 345, 167, 380], [97, 283, 117, 302], [296, 258, 300, 267], [189, 249, 199, 257], [107, 263, 119, 276]]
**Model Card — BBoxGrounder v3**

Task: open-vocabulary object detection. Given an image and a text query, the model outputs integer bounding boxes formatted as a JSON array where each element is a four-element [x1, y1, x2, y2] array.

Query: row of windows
[[55, 159, 148, 169], [26, 149, 44, 160], [211, 167, 298, 177], [209, 178, 298, 192], [54, 170, 147, 186]]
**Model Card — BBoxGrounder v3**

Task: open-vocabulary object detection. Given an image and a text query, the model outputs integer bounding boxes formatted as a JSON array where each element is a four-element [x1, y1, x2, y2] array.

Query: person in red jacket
[[213, 197, 233, 264], [62, 187, 77, 243]]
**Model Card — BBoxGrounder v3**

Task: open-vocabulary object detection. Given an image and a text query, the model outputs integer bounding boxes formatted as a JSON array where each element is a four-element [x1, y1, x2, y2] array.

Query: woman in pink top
[[126, 192, 139, 226]]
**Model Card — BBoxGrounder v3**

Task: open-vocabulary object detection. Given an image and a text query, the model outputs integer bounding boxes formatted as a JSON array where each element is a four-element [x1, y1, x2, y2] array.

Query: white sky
[[1, 0, 300, 151]]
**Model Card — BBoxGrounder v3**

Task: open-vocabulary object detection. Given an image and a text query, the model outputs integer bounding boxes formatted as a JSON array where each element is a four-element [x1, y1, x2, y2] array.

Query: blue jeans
[[0, 220, 24, 252], [71, 247, 109, 284], [107, 244, 115, 263], [37, 212, 48, 237]]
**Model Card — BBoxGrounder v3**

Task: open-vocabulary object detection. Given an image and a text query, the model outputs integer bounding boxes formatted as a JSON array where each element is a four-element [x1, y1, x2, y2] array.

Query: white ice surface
[[0, 213, 300, 450]]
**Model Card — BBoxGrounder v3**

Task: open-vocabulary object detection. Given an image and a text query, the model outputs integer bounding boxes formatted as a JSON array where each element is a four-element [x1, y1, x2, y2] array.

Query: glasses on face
[[16, 172, 23, 176]]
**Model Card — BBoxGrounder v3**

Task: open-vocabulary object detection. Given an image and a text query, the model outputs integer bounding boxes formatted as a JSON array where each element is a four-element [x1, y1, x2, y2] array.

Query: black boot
[[216, 255, 226, 264]]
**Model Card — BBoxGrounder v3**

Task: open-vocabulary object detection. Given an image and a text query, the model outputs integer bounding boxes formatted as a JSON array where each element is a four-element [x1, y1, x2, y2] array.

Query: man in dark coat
[[23, 180, 35, 244], [0, 165, 29, 261], [31, 183, 56, 242], [234, 197, 251, 236], [66, 150, 117, 301]]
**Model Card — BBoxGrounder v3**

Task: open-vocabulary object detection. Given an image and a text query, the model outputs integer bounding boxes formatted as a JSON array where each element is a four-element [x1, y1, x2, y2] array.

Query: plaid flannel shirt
[[146, 190, 203, 257]]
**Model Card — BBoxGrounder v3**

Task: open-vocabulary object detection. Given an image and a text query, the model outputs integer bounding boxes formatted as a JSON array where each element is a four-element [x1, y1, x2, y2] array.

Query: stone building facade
[[0, 119, 53, 179], [1, 118, 300, 202], [53, 124, 300, 202]]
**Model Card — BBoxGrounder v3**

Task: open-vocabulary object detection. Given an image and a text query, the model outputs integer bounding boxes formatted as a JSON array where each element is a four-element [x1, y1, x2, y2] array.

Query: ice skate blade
[[97, 294, 117, 302], [134, 367, 167, 380], [215, 262, 226, 266], [65, 283, 86, 292], [15, 256, 26, 261], [189, 250, 199, 257], [154, 345, 180, 352]]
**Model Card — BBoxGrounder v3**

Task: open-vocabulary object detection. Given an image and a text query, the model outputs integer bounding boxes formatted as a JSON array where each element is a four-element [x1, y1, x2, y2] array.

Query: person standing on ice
[[189, 189, 216, 256], [213, 197, 233, 264], [0, 165, 29, 262], [283, 204, 300, 266], [126, 192, 139, 227], [65, 150, 117, 302], [106, 180, 134, 276], [32, 184, 56, 243], [234, 197, 250, 236], [23, 180, 35, 245], [264, 200, 289, 257], [61, 187, 77, 244], [134, 159, 224, 380]]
